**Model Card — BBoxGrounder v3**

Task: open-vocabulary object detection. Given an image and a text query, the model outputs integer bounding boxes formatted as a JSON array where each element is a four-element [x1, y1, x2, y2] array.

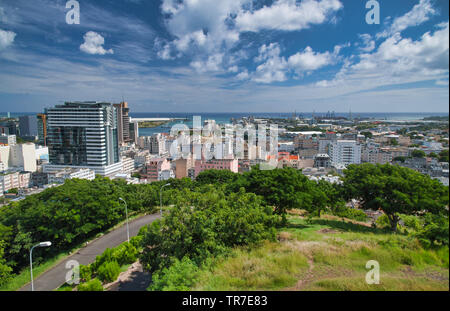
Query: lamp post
[[30, 241, 52, 291], [160, 183, 171, 216], [119, 197, 130, 243]]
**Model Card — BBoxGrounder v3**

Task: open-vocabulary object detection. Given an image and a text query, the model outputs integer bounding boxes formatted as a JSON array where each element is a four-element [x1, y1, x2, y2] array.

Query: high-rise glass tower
[[45, 102, 122, 176]]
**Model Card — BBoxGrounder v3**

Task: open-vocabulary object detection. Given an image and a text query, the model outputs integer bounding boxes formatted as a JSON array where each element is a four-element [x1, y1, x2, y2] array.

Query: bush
[[79, 264, 92, 282], [416, 213, 449, 248], [331, 205, 367, 222], [149, 257, 199, 291], [376, 214, 390, 229], [140, 187, 278, 273], [97, 260, 121, 283], [111, 243, 138, 266], [78, 278, 104, 291], [399, 215, 423, 232]]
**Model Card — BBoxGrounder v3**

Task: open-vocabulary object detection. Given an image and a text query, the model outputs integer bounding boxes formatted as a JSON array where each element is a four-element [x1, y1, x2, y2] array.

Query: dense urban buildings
[[0, 107, 448, 202]]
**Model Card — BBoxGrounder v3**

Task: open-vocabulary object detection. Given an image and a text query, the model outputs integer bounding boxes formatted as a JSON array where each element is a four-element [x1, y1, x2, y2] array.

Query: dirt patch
[[277, 232, 294, 242], [317, 228, 341, 234], [401, 266, 450, 282]]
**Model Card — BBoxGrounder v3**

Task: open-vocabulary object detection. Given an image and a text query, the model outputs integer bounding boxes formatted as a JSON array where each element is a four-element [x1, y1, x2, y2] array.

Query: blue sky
[[0, 0, 448, 113]]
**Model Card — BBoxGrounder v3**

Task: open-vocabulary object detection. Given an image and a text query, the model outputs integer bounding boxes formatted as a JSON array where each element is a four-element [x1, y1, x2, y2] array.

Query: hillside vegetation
[[192, 213, 449, 291]]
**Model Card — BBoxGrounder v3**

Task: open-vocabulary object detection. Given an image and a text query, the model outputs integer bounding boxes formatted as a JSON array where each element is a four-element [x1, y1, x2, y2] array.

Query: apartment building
[[143, 158, 171, 182], [329, 140, 362, 166], [0, 171, 31, 193], [45, 101, 122, 177], [47, 168, 96, 185], [121, 157, 135, 174], [193, 159, 239, 179]]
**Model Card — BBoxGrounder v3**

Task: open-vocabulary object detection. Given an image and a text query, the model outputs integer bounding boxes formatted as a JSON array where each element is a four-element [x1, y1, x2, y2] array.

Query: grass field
[[193, 212, 449, 291]]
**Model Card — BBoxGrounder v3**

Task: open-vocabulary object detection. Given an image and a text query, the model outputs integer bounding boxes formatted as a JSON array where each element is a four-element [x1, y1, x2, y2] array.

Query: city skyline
[[0, 0, 449, 113]]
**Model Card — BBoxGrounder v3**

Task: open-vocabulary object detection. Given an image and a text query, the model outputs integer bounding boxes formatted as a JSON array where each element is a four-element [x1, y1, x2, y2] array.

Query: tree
[[195, 170, 242, 187], [439, 150, 449, 162], [7, 188, 18, 195], [389, 138, 399, 146], [393, 156, 406, 163], [342, 163, 449, 232], [149, 256, 199, 291], [361, 132, 373, 139], [0, 241, 12, 287], [139, 186, 277, 273], [240, 166, 323, 222], [411, 149, 426, 158]]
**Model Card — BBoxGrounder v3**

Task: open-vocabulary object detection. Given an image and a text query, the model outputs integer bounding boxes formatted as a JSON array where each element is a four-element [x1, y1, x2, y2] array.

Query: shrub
[[399, 215, 423, 232], [376, 214, 390, 229], [79, 264, 92, 282], [78, 278, 104, 291], [416, 213, 449, 248], [112, 243, 138, 266], [149, 257, 199, 291], [140, 187, 277, 273], [97, 260, 121, 283], [331, 206, 367, 222]]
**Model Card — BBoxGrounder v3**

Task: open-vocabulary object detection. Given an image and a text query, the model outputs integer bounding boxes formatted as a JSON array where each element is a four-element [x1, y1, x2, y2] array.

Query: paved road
[[19, 213, 160, 291]]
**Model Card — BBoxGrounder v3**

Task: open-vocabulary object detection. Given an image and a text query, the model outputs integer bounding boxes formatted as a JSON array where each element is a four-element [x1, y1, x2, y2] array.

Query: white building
[[0, 143, 37, 172], [35, 146, 49, 161], [47, 168, 96, 185], [158, 169, 175, 181], [121, 157, 135, 174], [329, 140, 362, 166], [0, 171, 31, 193], [150, 134, 167, 156], [9, 143, 37, 172]]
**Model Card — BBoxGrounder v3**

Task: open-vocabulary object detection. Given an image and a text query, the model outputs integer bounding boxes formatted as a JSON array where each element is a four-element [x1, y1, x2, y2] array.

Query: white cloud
[[0, 29, 16, 50], [288, 46, 334, 73], [377, 0, 436, 38], [358, 34, 375, 52], [156, 0, 343, 74], [80, 31, 114, 55], [251, 42, 337, 83], [319, 22, 449, 91], [191, 53, 224, 73], [253, 43, 288, 83], [236, 0, 343, 32]]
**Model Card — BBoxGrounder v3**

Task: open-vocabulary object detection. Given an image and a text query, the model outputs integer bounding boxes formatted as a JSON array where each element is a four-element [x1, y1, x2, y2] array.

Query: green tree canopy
[[342, 163, 449, 231]]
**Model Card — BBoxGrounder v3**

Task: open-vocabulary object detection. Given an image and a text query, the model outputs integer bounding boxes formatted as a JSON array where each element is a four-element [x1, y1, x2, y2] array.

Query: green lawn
[[193, 213, 449, 291]]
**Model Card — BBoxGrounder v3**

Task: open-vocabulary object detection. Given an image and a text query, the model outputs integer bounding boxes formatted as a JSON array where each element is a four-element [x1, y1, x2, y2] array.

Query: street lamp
[[119, 197, 130, 243], [160, 183, 171, 216], [30, 241, 52, 291]]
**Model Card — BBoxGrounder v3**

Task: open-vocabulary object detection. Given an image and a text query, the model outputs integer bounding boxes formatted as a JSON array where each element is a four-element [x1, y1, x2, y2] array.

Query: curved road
[[19, 213, 160, 291]]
